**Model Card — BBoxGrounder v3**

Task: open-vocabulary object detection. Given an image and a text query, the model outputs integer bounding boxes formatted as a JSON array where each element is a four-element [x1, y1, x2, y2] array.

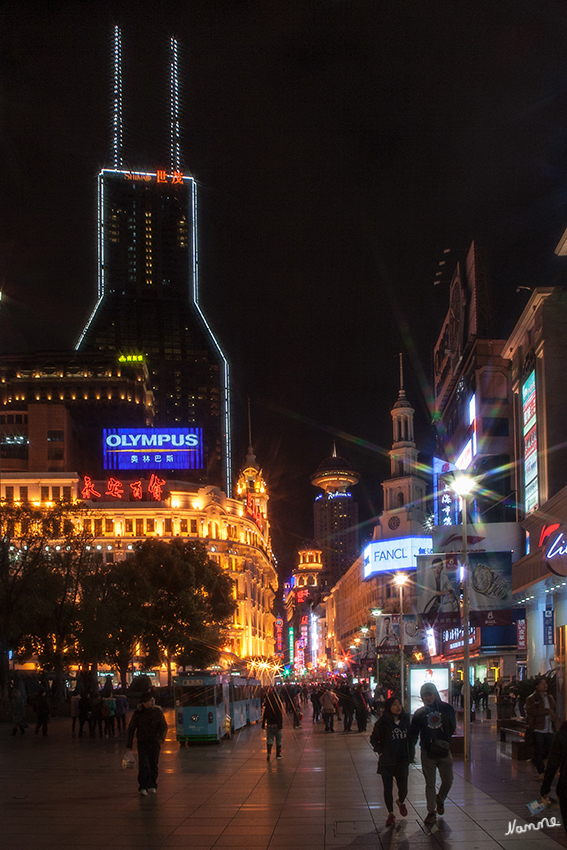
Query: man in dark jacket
[[409, 683, 456, 828], [526, 677, 556, 779], [126, 691, 168, 796], [262, 688, 283, 761], [541, 720, 567, 838]]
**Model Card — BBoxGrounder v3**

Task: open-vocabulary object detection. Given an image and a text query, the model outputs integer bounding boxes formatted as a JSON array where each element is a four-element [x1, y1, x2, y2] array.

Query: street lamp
[[450, 472, 476, 762], [393, 573, 409, 709], [370, 607, 382, 691]]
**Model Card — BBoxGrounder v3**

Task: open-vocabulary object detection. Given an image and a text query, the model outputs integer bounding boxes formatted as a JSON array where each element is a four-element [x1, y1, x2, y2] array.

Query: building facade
[[77, 168, 231, 492]]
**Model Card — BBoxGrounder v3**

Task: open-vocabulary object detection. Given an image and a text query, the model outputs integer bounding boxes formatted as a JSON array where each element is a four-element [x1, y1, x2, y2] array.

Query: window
[[83, 519, 92, 533], [190, 519, 197, 534], [94, 518, 103, 537], [48, 447, 64, 460], [47, 430, 64, 442], [180, 519, 188, 533], [136, 518, 144, 536], [52, 487, 60, 501], [146, 518, 154, 533], [5, 486, 14, 502], [164, 518, 172, 534], [19, 487, 28, 502], [105, 518, 114, 534], [63, 487, 72, 502], [41, 486, 49, 502], [125, 518, 133, 534]]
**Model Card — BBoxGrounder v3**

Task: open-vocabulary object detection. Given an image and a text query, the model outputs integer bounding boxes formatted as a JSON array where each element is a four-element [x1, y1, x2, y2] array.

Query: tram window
[[178, 685, 221, 706]]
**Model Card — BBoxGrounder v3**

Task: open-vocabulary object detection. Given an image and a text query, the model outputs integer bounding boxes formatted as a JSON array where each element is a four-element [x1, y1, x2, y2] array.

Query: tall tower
[[378, 356, 427, 538], [311, 446, 360, 582], [77, 32, 231, 494]]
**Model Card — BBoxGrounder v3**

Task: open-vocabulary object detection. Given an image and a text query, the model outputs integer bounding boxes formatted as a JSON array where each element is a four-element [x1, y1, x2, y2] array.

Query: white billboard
[[432, 522, 523, 562], [363, 536, 433, 579]]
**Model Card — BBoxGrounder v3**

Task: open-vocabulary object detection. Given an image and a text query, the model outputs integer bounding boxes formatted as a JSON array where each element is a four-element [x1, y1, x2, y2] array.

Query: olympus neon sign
[[103, 428, 203, 472]]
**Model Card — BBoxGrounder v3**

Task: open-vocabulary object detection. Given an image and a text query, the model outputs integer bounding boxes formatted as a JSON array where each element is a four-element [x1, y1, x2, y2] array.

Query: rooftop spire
[[399, 352, 404, 391], [170, 37, 181, 173], [245, 398, 259, 469], [112, 25, 124, 169]]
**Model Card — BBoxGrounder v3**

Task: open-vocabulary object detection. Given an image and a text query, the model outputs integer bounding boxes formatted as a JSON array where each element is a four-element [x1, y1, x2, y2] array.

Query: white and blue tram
[[173, 673, 263, 743]]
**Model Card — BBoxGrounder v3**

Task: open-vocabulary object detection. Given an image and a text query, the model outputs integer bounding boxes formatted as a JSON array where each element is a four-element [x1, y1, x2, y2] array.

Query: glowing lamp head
[[450, 474, 476, 498], [393, 573, 408, 587], [370, 607, 382, 617]]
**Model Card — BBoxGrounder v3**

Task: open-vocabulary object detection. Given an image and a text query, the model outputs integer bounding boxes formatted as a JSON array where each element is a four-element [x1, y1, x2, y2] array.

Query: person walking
[[70, 690, 81, 736], [541, 719, 567, 839], [78, 690, 93, 737], [115, 689, 128, 735], [371, 696, 414, 827], [34, 690, 50, 737], [339, 683, 354, 732], [126, 691, 168, 796], [320, 686, 339, 732], [262, 688, 283, 761], [526, 677, 556, 779], [409, 682, 456, 828], [10, 687, 27, 736], [353, 684, 369, 732]]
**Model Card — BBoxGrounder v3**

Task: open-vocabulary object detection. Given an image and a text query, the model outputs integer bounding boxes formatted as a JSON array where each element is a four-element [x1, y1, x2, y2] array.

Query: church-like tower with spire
[[377, 355, 428, 538]]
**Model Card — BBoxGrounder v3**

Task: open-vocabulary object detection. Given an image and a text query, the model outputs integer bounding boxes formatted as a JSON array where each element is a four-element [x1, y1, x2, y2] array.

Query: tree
[[133, 539, 236, 685], [0, 502, 95, 702]]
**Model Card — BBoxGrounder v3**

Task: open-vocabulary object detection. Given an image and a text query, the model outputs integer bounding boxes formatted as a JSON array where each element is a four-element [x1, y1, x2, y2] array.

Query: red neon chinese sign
[[106, 478, 124, 499], [148, 474, 165, 501], [130, 480, 143, 500], [82, 477, 101, 500]]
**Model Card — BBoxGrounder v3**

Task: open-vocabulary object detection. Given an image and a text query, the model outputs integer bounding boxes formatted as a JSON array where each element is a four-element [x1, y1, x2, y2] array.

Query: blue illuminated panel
[[103, 428, 203, 471], [363, 536, 433, 579]]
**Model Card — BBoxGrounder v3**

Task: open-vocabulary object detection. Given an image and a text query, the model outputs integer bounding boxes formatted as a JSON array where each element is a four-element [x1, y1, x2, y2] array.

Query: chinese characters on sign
[[103, 427, 203, 471], [517, 619, 527, 650], [543, 609, 555, 646], [81, 476, 166, 502]]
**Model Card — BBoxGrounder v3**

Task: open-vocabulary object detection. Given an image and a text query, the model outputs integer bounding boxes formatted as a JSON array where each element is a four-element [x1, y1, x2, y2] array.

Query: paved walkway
[[1, 700, 565, 850]]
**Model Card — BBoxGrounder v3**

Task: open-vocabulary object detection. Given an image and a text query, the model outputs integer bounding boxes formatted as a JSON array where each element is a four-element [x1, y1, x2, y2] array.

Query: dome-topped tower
[[311, 444, 360, 583]]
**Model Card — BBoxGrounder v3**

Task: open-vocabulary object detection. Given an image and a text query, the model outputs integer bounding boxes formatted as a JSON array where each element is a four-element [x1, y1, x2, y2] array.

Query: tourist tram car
[[173, 672, 262, 744]]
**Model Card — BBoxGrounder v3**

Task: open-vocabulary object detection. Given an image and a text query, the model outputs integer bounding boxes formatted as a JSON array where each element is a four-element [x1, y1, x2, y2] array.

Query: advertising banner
[[376, 615, 428, 654], [517, 619, 527, 650], [103, 427, 203, 471], [432, 522, 523, 563], [468, 552, 513, 612], [416, 554, 460, 619], [543, 609, 555, 645], [363, 536, 432, 578], [408, 665, 450, 715]]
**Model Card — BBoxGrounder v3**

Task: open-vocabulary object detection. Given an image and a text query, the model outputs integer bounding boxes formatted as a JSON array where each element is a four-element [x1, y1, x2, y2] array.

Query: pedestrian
[[262, 688, 283, 761], [92, 694, 104, 738], [10, 687, 27, 736], [103, 694, 116, 738], [310, 687, 322, 724], [70, 689, 81, 736], [320, 686, 340, 732], [126, 691, 168, 796], [541, 720, 567, 839], [526, 677, 556, 780], [409, 682, 456, 828], [339, 683, 354, 732], [371, 696, 414, 827], [78, 690, 93, 737], [481, 678, 490, 711], [353, 684, 369, 732], [115, 689, 128, 735], [34, 690, 50, 737]]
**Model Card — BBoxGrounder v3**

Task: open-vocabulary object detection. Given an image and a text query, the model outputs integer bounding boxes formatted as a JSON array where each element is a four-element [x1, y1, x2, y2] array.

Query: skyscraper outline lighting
[[76, 167, 232, 495], [170, 37, 181, 173], [113, 25, 123, 169]]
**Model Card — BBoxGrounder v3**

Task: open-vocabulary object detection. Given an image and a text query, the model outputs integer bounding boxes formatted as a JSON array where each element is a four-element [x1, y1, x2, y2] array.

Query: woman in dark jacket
[[370, 696, 413, 827]]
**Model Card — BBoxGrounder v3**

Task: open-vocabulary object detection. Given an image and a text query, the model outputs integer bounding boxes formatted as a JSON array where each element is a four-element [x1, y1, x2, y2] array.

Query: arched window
[[397, 492, 404, 507]]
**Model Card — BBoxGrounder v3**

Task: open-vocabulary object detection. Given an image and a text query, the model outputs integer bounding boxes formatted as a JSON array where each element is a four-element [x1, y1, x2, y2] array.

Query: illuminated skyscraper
[[311, 445, 359, 582], [77, 33, 231, 492]]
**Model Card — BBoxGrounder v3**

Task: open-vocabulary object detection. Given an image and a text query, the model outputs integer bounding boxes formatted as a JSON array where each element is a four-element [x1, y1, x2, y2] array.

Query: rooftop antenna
[[112, 25, 124, 169], [399, 352, 404, 390], [247, 397, 253, 449], [170, 37, 181, 173]]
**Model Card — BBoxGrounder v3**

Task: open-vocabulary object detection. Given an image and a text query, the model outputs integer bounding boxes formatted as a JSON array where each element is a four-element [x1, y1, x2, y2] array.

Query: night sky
[[2, 1, 567, 574]]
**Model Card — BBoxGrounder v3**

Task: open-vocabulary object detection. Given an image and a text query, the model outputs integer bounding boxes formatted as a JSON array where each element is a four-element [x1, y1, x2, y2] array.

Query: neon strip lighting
[[191, 182, 232, 495], [113, 26, 123, 169], [170, 37, 181, 173]]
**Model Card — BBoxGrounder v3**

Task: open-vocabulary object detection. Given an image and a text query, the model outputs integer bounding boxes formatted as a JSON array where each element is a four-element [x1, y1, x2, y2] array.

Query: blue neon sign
[[103, 427, 203, 471]]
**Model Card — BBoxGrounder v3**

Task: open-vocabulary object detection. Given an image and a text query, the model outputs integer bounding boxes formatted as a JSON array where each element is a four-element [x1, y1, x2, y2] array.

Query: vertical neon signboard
[[522, 371, 538, 513]]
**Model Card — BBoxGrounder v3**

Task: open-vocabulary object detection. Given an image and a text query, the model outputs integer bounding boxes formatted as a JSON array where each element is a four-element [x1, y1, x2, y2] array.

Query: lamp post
[[394, 573, 409, 709], [450, 473, 476, 762], [370, 607, 382, 691]]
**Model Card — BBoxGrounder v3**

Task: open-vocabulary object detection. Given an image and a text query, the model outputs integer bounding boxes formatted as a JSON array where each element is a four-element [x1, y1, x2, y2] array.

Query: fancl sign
[[103, 427, 203, 471], [363, 536, 433, 579]]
